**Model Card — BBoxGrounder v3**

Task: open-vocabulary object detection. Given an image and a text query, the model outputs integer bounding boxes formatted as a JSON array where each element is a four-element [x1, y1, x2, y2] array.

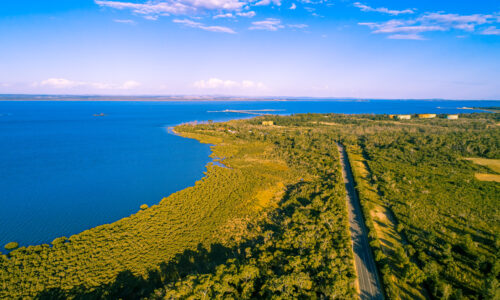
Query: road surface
[[337, 143, 384, 300]]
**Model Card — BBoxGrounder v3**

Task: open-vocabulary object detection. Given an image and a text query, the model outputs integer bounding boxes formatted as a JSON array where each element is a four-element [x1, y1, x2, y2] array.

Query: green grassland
[[346, 144, 427, 299]]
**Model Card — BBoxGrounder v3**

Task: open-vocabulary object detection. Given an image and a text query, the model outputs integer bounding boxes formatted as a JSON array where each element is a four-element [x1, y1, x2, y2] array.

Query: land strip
[[337, 143, 384, 300], [346, 144, 428, 299]]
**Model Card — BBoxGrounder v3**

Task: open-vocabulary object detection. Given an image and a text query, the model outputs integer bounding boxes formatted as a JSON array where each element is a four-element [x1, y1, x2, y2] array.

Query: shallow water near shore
[[0, 99, 497, 249]]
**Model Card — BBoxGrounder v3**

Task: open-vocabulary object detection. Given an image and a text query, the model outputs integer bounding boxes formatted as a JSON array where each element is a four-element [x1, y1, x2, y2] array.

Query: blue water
[[0, 99, 498, 249]]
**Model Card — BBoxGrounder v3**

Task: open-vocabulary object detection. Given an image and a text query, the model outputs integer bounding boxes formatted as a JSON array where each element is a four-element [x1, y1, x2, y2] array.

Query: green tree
[[4, 242, 18, 251]]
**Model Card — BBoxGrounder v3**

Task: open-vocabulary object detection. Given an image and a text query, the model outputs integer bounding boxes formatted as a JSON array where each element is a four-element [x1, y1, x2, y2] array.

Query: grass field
[[346, 144, 427, 299], [474, 173, 500, 183], [465, 158, 500, 182], [465, 157, 500, 173]]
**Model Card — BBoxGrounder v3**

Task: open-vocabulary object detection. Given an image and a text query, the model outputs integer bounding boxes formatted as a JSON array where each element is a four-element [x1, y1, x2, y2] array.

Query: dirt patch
[[373, 209, 389, 223], [355, 161, 369, 178], [475, 173, 500, 183], [465, 157, 500, 173], [319, 121, 341, 126]]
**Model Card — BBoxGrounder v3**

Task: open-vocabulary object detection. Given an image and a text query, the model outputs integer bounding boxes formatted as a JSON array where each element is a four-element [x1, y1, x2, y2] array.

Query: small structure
[[262, 121, 274, 126], [388, 114, 395, 119], [396, 115, 411, 120], [447, 114, 459, 120], [417, 114, 436, 119]]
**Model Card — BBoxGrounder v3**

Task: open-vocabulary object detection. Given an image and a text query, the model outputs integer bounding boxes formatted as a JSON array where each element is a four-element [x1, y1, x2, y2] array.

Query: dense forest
[[1, 112, 498, 299], [246, 112, 499, 299]]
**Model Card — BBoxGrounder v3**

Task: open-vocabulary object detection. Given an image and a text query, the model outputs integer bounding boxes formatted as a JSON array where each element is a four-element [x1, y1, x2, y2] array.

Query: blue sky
[[0, 0, 499, 99]]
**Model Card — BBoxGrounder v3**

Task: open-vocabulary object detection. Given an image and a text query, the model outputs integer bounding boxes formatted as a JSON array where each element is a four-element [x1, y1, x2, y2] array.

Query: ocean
[[0, 99, 497, 249]]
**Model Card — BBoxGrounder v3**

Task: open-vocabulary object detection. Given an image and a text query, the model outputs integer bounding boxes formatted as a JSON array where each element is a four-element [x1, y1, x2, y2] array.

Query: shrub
[[4, 242, 19, 251]]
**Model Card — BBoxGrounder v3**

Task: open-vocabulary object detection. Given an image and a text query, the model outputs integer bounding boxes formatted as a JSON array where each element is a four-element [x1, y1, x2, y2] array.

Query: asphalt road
[[337, 143, 384, 300]]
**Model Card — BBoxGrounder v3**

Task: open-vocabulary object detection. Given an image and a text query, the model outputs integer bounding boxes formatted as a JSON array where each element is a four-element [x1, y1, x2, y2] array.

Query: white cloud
[[194, 78, 265, 89], [418, 12, 494, 32], [241, 80, 266, 89], [388, 33, 425, 40], [481, 26, 500, 35], [39, 78, 84, 89], [121, 80, 141, 89], [288, 24, 308, 29], [254, 0, 281, 6], [249, 18, 306, 31], [96, 0, 186, 16], [236, 11, 255, 17], [359, 20, 445, 35], [213, 13, 234, 19], [173, 19, 236, 33], [95, 0, 246, 17], [289, 3, 296, 10], [35, 78, 141, 90], [359, 11, 500, 40], [354, 2, 414, 16], [201, 25, 236, 33], [249, 18, 284, 31], [113, 19, 136, 24], [300, 0, 324, 4], [419, 13, 492, 24], [173, 19, 199, 26], [144, 15, 159, 20]]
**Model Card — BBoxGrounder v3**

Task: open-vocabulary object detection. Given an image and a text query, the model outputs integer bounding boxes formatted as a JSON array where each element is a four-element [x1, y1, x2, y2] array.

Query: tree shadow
[[35, 238, 257, 299], [35, 181, 312, 300]]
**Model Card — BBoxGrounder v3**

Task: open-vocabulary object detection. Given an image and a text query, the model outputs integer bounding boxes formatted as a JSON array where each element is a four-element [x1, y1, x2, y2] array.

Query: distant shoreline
[[0, 95, 499, 102], [0, 98, 291, 102]]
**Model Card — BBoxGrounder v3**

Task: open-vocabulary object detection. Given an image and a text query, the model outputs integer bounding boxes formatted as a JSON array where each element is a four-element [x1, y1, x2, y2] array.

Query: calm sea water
[[0, 100, 498, 249]]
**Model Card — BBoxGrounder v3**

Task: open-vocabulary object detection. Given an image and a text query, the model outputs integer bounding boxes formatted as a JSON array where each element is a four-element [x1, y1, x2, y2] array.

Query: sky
[[0, 0, 499, 99]]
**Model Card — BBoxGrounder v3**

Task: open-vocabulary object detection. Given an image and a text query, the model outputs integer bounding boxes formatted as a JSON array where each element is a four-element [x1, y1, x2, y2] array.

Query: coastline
[[167, 125, 228, 168], [0, 118, 220, 253], [0, 124, 218, 253]]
